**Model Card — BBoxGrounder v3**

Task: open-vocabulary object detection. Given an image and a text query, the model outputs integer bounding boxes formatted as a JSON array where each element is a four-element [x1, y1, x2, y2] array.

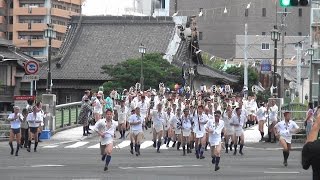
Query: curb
[[0, 124, 82, 142]]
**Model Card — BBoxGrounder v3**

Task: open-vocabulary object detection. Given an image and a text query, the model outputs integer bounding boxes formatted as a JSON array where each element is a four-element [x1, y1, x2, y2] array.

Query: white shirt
[[151, 110, 165, 128], [274, 120, 299, 138], [206, 119, 225, 140], [8, 113, 23, 129], [181, 115, 192, 130], [128, 114, 143, 132], [256, 106, 267, 120], [26, 112, 42, 127], [115, 105, 128, 122], [222, 113, 233, 130], [193, 113, 208, 132], [94, 119, 117, 145], [93, 99, 102, 114], [164, 112, 173, 130], [230, 114, 246, 130], [269, 104, 278, 121], [137, 101, 149, 119]]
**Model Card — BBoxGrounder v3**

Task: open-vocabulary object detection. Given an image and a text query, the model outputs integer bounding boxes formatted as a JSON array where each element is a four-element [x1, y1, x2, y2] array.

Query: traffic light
[[279, 0, 309, 7]]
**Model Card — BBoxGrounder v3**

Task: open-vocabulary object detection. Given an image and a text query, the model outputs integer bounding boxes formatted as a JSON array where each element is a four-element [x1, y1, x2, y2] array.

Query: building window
[[9, 16, 13, 24], [284, 32, 287, 36], [298, 32, 302, 36], [262, 32, 266, 35], [161, 0, 166, 9], [261, 43, 270, 50], [299, 8, 302, 17], [65, 96, 72, 103], [262, 8, 266, 17], [199, 32, 203, 40], [8, 32, 12, 40], [245, 9, 249, 17], [33, 51, 41, 56], [0, 65, 7, 86]]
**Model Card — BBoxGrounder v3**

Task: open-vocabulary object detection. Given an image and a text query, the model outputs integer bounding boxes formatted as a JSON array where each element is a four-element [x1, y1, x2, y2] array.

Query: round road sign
[[24, 60, 39, 75]]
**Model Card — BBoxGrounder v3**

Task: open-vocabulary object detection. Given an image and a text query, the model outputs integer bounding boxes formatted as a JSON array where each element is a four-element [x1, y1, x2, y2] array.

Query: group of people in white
[[81, 85, 301, 172], [7, 100, 45, 156]]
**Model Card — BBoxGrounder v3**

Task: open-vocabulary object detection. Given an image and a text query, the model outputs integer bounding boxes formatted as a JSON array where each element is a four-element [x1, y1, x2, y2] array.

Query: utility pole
[[279, 9, 288, 98], [296, 42, 302, 103], [244, 23, 248, 99]]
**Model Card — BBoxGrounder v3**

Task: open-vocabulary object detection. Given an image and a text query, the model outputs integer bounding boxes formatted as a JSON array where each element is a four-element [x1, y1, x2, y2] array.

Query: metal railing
[[0, 102, 82, 140], [55, 101, 81, 128]]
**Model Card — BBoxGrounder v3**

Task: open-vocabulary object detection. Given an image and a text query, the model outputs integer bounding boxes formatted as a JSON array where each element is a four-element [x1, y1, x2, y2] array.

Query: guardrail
[[0, 102, 82, 140], [55, 101, 81, 129]]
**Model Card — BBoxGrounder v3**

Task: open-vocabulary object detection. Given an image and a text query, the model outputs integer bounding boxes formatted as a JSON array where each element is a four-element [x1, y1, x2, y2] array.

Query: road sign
[[24, 60, 39, 75], [22, 75, 39, 82], [260, 59, 272, 74]]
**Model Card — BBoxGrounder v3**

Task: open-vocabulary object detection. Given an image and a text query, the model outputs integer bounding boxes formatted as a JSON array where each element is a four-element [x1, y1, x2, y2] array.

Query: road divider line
[[264, 171, 300, 174], [119, 164, 203, 169]]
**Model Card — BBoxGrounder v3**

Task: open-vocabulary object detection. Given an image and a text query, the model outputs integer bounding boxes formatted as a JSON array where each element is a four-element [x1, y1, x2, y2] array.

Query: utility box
[[42, 94, 56, 138]]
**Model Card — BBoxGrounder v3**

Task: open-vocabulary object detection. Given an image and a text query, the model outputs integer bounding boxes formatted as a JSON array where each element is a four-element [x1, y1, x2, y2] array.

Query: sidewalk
[[50, 125, 96, 142]]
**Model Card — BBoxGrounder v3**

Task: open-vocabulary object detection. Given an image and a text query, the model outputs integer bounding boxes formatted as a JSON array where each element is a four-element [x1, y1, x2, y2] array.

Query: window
[[262, 32, 266, 35], [33, 51, 41, 56], [199, 32, 203, 40], [299, 8, 302, 17], [161, 0, 165, 9], [8, 32, 12, 40], [262, 8, 266, 17], [65, 96, 72, 103], [245, 9, 249, 17], [0, 65, 7, 86], [298, 32, 302, 36], [261, 43, 270, 50]]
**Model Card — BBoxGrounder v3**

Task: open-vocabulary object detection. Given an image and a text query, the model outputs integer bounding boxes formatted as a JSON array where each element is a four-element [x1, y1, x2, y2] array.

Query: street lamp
[[307, 46, 314, 102], [44, 24, 56, 94], [138, 44, 146, 91], [270, 26, 281, 98], [318, 69, 320, 104]]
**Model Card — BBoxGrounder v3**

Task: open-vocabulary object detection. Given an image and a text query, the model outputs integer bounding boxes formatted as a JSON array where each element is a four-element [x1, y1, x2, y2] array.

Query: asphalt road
[[0, 138, 312, 180]]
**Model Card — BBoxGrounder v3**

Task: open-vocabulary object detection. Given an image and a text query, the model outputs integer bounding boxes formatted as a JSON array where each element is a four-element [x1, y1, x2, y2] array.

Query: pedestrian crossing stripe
[[42, 140, 212, 149]]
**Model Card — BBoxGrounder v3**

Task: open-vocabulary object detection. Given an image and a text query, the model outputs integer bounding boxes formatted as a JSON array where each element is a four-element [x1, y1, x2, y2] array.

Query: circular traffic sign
[[24, 60, 39, 75]]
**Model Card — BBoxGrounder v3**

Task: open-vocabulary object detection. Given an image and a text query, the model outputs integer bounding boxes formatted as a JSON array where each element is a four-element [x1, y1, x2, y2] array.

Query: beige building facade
[[0, 0, 82, 60]]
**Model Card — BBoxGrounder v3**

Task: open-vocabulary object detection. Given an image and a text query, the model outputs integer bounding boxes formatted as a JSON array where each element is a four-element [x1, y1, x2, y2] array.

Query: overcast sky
[[82, 0, 134, 15]]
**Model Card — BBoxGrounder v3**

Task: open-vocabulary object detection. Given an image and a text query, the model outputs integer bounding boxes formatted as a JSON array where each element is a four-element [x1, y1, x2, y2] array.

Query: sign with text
[[260, 59, 272, 74], [13, 96, 36, 110], [21, 75, 39, 82]]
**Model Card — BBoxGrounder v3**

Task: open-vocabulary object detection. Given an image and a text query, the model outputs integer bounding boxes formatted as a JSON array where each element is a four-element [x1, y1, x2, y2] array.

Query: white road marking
[[119, 165, 202, 169], [140, 141, 154, 149], [115, 140, 131, 148], [65, 142, 89, 148], [43, 145, 59, 148], [87, 143, 100, 149], [30, 165, 65, 168], [160, 141, 174, 149], [264, 171, 300, 174]]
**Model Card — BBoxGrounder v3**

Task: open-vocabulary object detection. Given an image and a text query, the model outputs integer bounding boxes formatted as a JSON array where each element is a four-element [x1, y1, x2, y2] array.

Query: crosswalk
[[41, 140, 212, 150]]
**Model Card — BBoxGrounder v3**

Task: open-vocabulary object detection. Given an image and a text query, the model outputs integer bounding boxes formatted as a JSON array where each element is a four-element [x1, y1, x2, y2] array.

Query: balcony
[[14, 39, 46, 48], [14, 23, 47, 32], [54, 24, 67, 34], [55, 0, 83, 5], [15, 7, 47, 16], [51, 8, 79, 19], [52, 39, 62, 48]]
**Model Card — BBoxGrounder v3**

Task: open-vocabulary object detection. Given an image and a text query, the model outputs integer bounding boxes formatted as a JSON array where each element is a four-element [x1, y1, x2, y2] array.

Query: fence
[[0, 101, 82, 140]]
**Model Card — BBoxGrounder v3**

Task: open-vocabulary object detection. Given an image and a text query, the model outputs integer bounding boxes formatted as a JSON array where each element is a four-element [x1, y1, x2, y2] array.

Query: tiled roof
[[278, 66, 309, 82], [39, 16, 175, 80], [172, 40, 239, 83]]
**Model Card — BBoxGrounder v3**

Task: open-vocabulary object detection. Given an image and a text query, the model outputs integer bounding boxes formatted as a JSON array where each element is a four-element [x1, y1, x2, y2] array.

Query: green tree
[[201, 53, 224, 70], [101, 53, 182, 93], [225, 66, 259, 92]]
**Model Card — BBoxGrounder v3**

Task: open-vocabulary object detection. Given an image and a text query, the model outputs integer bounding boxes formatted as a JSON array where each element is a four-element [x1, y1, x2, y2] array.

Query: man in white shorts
[[181, 108, 192, 156], [230, 107, 246, 155], [274, 111, 299, 166], [206, 110, 224, 171], [222, 105, 234, 153], [193, 105, 208, 159], [114, 100, 128, 139], [151, 103, 165, 153], [94, 109, 117, 171], [128, 107, 144, 156]]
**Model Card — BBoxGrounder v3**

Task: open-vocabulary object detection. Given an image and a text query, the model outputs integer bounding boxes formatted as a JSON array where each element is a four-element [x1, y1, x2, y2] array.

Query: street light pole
[[271, 26, 280, 98], [44, 24, 56, 94], [308, 46, 314, 103], [138, 44, 146, 91], [318, 69, 320, 104]]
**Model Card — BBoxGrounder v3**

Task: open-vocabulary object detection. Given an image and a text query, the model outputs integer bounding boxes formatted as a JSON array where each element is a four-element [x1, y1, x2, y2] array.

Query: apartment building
[[0, 0, 82, 60]]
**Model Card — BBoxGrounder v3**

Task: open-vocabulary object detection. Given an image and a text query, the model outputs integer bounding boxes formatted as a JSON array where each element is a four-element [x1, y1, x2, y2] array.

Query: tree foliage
[[201, 53, 224, 70], [225, 66, 259, 92], [101, 53, 182, 93]]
